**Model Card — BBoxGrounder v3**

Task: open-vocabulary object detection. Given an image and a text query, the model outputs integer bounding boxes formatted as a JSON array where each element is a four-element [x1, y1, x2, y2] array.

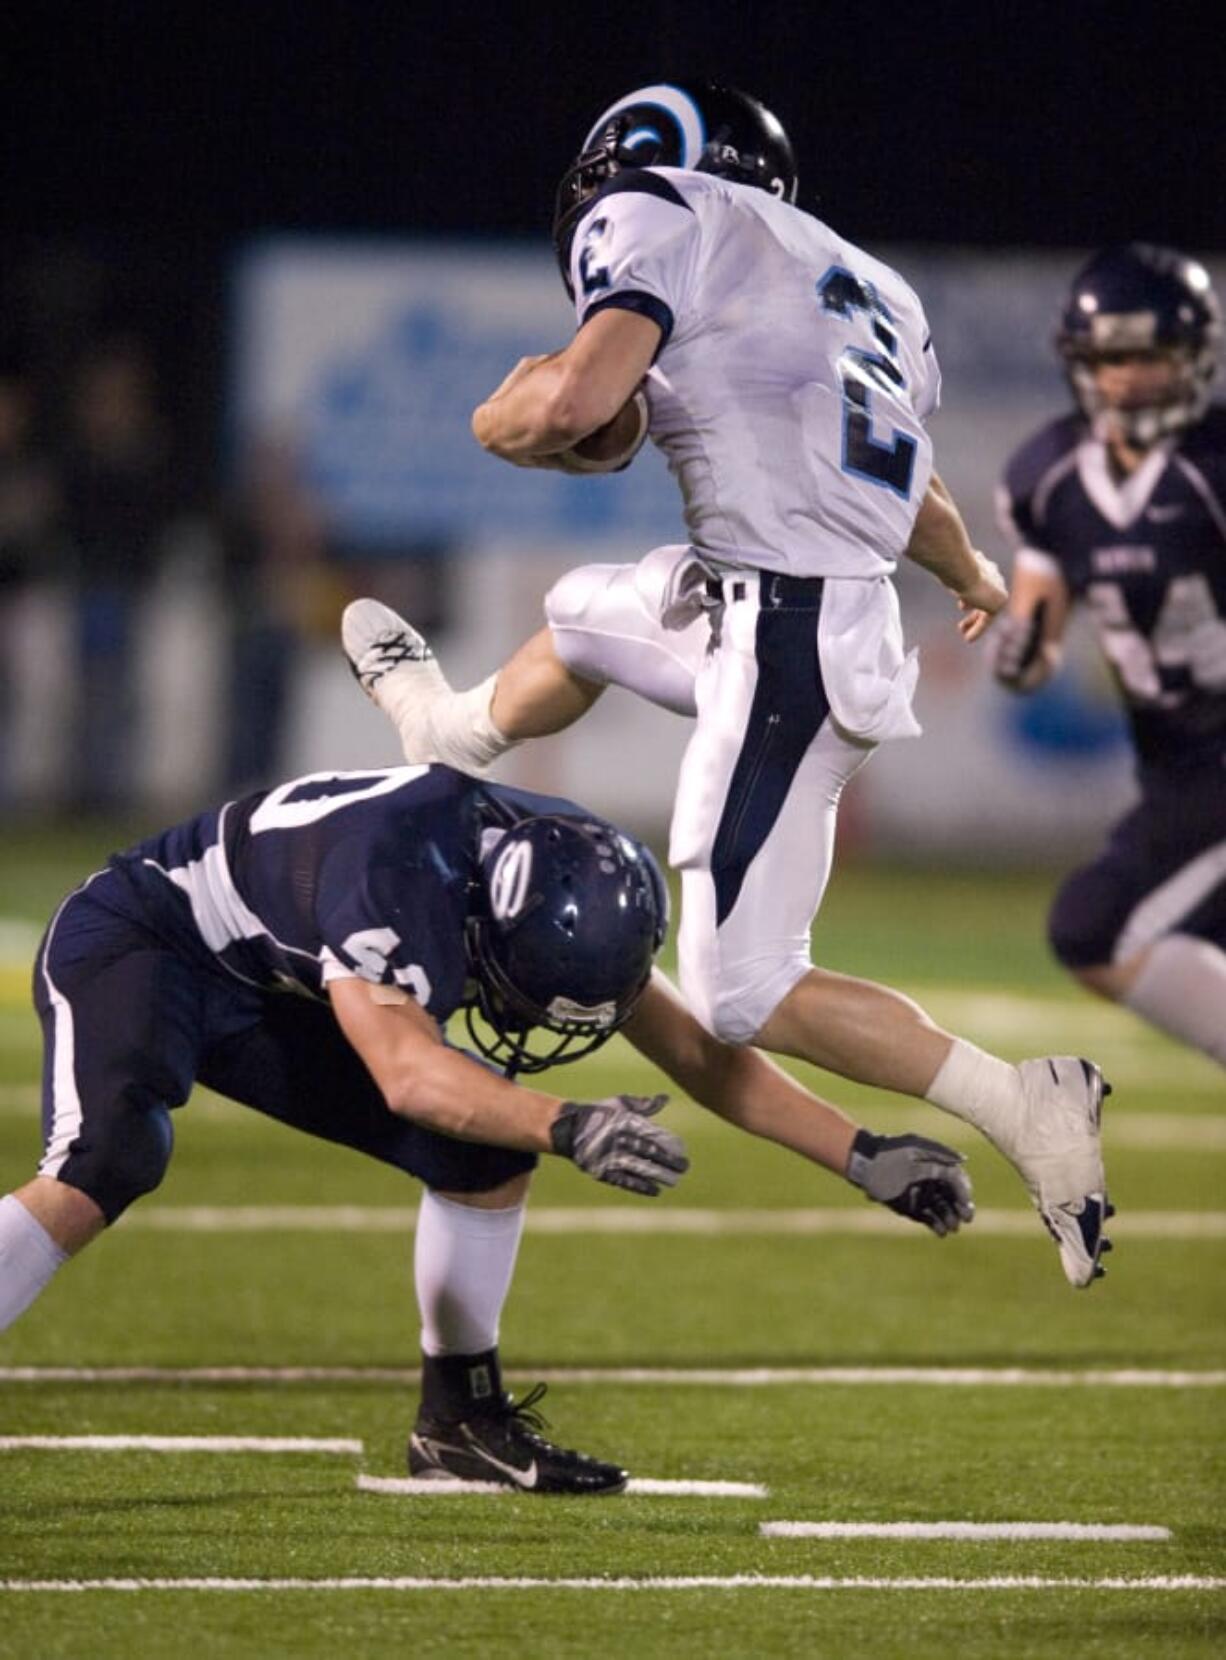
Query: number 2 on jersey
[[816, 265, 917, 499]]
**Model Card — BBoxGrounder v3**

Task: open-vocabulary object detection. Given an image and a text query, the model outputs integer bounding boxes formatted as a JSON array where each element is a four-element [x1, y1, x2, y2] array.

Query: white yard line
[[0, 1575, 1221, 1593], [0, 1435, 362, 1454], [110, 1205, 1226, 1238], [760, 1522, 1170, 1541], [357, 1474, 767, 1498], [2, 1366, 1223, 1387]]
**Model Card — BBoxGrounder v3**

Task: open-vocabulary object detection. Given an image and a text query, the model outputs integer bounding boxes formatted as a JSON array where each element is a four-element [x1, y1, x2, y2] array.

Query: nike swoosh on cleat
[[414, 1433, 540, 1490], [464, 1444, 540, 1489]]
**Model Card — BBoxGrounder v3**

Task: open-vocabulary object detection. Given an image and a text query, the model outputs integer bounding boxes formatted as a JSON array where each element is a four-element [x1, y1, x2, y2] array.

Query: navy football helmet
[[464, 814, 668, 1075], [553, 80, 798, 288], [1057, 243, 1221, 445]]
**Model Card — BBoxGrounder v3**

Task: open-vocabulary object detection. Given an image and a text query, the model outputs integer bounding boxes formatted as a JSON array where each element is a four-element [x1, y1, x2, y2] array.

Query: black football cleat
[[408, 1383, 628, 1495]]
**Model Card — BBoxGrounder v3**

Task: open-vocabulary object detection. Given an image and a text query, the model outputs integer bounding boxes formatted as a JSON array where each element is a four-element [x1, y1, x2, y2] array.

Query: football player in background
[[0, 762, 973, 1494], [992, 245, 1225, 1070], [343, 79, 1113, 1287]]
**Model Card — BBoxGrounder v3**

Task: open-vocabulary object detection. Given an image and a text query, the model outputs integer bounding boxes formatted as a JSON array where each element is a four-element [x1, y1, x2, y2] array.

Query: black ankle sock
[[420, 1347, 505, 1421]]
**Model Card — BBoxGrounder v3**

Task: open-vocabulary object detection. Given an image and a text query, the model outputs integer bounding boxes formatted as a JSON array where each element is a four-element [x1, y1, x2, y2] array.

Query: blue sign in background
[[233, 239, 683, 551]]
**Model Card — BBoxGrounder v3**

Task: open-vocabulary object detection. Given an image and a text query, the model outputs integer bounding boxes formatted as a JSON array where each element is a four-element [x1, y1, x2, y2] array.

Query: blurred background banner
[[232, 239, 682, 548]]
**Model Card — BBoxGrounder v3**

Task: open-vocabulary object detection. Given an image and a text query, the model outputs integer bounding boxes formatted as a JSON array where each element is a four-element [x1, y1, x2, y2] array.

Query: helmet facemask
[[463, 913, 634, 1075], [1063, 341, 1213, 448]]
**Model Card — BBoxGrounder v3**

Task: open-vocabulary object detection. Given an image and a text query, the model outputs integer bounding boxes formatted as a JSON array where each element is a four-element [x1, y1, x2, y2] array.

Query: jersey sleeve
[[914, 334, 942, 422], [995, 419, 1079, 574], [568, 170, 701, 353], [313, 842, 463, 1016], [1178, 406, 1226, 541]]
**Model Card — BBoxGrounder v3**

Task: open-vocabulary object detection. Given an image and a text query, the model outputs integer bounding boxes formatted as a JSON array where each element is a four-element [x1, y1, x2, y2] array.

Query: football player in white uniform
[[344, 81, 1113, 1287]]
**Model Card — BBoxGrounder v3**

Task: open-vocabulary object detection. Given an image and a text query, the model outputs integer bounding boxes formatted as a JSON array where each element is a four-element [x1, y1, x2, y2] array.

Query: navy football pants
[[34, 877, 535, 1224]]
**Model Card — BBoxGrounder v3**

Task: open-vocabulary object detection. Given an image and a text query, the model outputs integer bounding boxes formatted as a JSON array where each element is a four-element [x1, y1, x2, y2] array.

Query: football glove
[[1185, 619, 1226, 692], [846, 1129, 975, 1237], [992, 600, 1048, 689], [550, 1094, 689, 1197]]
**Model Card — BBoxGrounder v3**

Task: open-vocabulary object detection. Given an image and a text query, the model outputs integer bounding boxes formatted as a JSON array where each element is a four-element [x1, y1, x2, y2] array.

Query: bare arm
[[622, 972, 974, 1234], [622, 971, 857, 1176], [472, 309, 661, 461], [990, 558, 1071, 692], [329, 977, 689, 1195], [329, 978, 559, 1149], [905, 471, 1009, 641]]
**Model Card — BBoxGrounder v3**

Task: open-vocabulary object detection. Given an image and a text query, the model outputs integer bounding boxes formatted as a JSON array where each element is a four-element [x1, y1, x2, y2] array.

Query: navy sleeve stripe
[[581, 292, 674, 356], [597, 169, 694, 213]]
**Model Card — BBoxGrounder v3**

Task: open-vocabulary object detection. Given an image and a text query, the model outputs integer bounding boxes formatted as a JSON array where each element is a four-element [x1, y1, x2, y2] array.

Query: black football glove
[[550, 1094, 689, 1197], [847, 1129, 975, 1237]]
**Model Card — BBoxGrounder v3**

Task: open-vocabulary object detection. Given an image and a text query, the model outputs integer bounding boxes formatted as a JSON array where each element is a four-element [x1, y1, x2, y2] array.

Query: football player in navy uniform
[[342, 80, 1113, 1288], [0, 764, 974, 1493], [992, 244, 1226, 1070]]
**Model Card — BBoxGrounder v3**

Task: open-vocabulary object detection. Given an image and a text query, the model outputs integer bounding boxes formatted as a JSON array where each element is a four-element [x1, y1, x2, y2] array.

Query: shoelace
[[499, 1383, 599, 1462], [501, 1381, 551, 1436], [364, 633, 433, 676]]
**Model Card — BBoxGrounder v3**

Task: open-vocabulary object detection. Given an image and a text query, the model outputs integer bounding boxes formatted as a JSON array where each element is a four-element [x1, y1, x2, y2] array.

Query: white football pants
[[546, 546, 874, 1043]]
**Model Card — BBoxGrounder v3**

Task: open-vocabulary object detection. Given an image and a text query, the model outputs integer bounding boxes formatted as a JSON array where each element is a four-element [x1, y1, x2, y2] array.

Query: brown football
[[558, 388, 649, 473]]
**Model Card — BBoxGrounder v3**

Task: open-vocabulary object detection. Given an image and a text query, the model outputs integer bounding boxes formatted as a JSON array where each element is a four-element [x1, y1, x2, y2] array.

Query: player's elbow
[[383, 1071, 463, 1136], [471, 403, 494, 449]]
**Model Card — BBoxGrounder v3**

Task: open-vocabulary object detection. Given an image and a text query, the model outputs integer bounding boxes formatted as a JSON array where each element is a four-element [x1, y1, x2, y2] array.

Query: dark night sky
[[3, 1, 1221, 464], [5, 1, 1224, 250]]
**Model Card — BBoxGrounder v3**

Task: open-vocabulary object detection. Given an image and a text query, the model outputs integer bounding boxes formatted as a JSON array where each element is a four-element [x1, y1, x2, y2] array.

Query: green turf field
[[0, 827, 1223, 1658]]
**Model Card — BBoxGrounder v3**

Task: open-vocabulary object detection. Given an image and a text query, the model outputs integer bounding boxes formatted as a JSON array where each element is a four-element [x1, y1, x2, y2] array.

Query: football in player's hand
[[556, 388, 649, 474]]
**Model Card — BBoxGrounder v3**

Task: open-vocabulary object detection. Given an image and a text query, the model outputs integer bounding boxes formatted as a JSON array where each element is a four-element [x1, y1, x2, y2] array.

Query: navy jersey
[[95, 765, 582, 1024], [998, 405, 1226, 768]]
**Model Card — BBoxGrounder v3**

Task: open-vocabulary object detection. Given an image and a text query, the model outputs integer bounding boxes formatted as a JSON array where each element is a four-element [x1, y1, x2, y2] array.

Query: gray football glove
[[992, 600, 1048, 689], [847, 1129, 975, 1237], [550, 1094, 689, 1197], [1185, 619, 1226, 692]]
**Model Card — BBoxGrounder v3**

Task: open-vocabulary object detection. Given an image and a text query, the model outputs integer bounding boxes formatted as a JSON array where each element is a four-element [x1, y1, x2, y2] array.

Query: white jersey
[[568, 167, 939, 579]]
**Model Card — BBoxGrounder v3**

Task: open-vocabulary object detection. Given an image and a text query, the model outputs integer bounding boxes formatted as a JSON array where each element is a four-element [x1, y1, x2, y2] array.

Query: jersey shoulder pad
[[593, 165, 697, 216], [571, 169, 699, 341], [1178, 403, 1226, 470], [1002, 412, 1083, 503]]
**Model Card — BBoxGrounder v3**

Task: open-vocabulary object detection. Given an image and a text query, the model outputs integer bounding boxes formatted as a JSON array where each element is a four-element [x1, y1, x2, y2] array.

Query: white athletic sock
[[0, 1194, 69, 1331], [923, 1038, 1025, 1143], [426, 673, 516, 775], [1123, 934, 1226, 1066], [414, 1189, 527, 1357], [380, 663, 514, 777]]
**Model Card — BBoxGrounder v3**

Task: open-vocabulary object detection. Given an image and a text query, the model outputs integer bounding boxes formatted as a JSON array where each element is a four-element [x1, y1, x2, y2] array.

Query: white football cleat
[[342, 598, 444, 699], [341, 598, 456, 767], [995, 1056, 1112, 1289]]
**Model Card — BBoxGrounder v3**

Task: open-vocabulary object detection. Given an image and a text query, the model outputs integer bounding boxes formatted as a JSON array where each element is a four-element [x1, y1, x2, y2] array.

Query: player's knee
[[681, 963, 788, 1047], [544, 564, 610, 634], [1047, 871, 1115, 972], [1048, 889, 1101, 969], [1070, 962, 1126, 1001], [85, 1104, 175, 1224]]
